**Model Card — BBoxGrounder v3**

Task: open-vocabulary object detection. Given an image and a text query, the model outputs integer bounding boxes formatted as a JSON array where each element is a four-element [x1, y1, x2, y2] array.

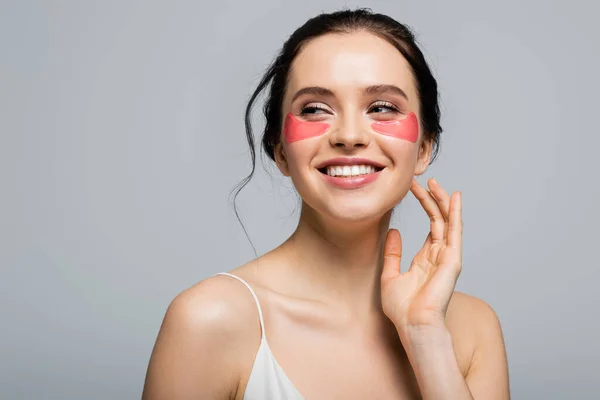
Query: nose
[[328, 115, 371, 150]]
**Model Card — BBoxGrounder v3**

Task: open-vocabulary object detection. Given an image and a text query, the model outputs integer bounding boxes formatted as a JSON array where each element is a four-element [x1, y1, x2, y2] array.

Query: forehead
[[286, 31, 417, 104]]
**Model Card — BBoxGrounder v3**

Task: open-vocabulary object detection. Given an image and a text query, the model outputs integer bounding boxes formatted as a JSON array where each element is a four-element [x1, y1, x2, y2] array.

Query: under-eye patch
[[371, 112, 419, 143], [283, 113, 331, 143]]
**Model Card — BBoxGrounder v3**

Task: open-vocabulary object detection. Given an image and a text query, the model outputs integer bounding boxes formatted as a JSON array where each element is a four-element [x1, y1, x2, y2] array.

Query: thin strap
[[214, 272, 266, 338]]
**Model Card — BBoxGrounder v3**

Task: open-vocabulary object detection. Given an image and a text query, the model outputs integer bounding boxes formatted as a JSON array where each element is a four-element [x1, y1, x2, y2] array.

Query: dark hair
[[231, 8, 443, 253]]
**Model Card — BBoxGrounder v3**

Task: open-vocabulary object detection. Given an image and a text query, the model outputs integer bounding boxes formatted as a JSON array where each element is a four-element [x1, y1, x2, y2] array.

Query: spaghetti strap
[[214, 272, 266, 339]]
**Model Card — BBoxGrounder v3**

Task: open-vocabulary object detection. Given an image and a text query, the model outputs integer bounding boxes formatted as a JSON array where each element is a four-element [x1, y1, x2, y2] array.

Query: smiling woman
[[142, 8, 509, 400]]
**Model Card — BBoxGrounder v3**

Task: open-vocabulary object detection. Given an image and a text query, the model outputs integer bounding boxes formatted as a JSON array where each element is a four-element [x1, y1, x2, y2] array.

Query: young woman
[[142, 9, 510, 400]]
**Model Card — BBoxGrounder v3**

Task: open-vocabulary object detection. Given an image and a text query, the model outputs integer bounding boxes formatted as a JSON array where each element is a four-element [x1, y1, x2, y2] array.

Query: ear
[[274, 142, 291, 177], [413, 137, 433, 176]]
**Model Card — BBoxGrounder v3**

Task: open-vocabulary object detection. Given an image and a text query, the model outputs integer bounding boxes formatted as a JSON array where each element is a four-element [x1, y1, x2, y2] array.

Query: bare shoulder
[[446, 291, 504, 344], [170, 274, 262, 336], [447, 291, 502, 327], [142, 274, 262, 400], [446, 291, 510, 398]]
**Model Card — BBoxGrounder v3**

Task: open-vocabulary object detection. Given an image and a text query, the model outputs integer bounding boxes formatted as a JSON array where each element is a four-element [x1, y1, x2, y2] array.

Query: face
[[274, 31, 432, 223]]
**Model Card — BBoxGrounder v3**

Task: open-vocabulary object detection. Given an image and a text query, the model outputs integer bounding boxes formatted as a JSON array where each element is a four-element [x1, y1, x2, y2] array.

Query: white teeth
[[324, 164, 380, 177]]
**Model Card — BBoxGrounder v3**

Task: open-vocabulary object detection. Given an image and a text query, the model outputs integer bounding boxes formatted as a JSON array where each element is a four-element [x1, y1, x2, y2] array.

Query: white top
[[214, 272, 305, 400]]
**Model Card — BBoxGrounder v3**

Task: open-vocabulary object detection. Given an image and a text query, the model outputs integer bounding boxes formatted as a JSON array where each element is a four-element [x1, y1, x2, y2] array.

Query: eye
[[368, 101, 400, 114], [300, 103, 330, 115]]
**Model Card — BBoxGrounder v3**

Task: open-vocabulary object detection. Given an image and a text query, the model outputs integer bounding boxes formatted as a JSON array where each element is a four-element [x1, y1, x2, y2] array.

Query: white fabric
[[214, 272, 305, 400]]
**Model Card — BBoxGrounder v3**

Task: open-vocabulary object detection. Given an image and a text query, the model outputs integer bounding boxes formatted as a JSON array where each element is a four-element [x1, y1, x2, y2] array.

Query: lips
[[320, 169, 382, 189], [315, 157, 385, 189], [315, 157, 386, 170]]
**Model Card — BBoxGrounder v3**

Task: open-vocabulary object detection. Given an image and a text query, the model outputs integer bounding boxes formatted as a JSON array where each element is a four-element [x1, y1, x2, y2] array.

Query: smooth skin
[[142, 30, 509, 399]]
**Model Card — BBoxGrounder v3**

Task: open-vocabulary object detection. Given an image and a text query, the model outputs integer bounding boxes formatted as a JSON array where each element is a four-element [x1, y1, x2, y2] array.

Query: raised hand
[[380, 178, 463, 335]]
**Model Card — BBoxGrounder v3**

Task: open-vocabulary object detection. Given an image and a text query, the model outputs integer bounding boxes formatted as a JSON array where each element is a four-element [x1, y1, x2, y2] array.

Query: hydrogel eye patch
[[283, 113, 330, 143], [371, 112, 419, 143], [283, 112, 419, 143]]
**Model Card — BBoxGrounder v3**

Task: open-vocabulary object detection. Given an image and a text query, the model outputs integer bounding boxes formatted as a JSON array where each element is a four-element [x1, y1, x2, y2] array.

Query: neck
[[278, 202, 394, 319]]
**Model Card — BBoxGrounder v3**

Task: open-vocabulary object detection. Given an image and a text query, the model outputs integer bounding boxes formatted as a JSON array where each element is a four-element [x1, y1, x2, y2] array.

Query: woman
[[142, 8, 509, 399]]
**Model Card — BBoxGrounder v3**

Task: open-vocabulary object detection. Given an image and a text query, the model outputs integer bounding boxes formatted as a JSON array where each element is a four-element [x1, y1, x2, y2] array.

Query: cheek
[[283, 141, 313, 175], [371, 112, 419, 143], [283, 113, 330, 143], [281, 143, 315, 198]]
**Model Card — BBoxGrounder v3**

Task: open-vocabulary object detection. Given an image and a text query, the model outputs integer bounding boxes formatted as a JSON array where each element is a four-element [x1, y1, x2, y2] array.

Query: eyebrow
[[364, 84, 409, 101], [291, 86, 335, 103], [291, 84, 409, 103]]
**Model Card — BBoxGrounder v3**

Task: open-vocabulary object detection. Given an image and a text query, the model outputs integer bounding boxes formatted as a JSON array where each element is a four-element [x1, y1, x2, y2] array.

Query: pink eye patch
[[283, 113, 330, 143], [371, 112, 419, 143]]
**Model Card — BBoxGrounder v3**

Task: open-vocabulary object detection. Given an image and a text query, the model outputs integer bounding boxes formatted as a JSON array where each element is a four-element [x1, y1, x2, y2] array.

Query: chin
[[295, 173, 407, 225], [312, 198, 393, 226]]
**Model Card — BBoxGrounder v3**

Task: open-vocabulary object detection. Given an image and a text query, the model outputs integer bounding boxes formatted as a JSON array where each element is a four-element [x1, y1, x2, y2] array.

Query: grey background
[[1, 0, 598, 398]]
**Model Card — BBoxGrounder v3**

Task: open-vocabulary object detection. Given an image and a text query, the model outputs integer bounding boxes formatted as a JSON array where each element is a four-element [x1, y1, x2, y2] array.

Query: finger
[[447, 191, 463, 249], [410, 179, 445, 243], [381, 229, 402, 281], [407, 231, 433, 274], [426, 243, 463, 302], [424, 257, 461, 314], [422, 231, 432, 250], [428, 178, 451, 221]]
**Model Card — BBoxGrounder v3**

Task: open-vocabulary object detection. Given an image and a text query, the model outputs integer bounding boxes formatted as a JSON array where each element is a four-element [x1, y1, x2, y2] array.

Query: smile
[[315, 157, 386, 189], [319, 164, 383, 177]]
